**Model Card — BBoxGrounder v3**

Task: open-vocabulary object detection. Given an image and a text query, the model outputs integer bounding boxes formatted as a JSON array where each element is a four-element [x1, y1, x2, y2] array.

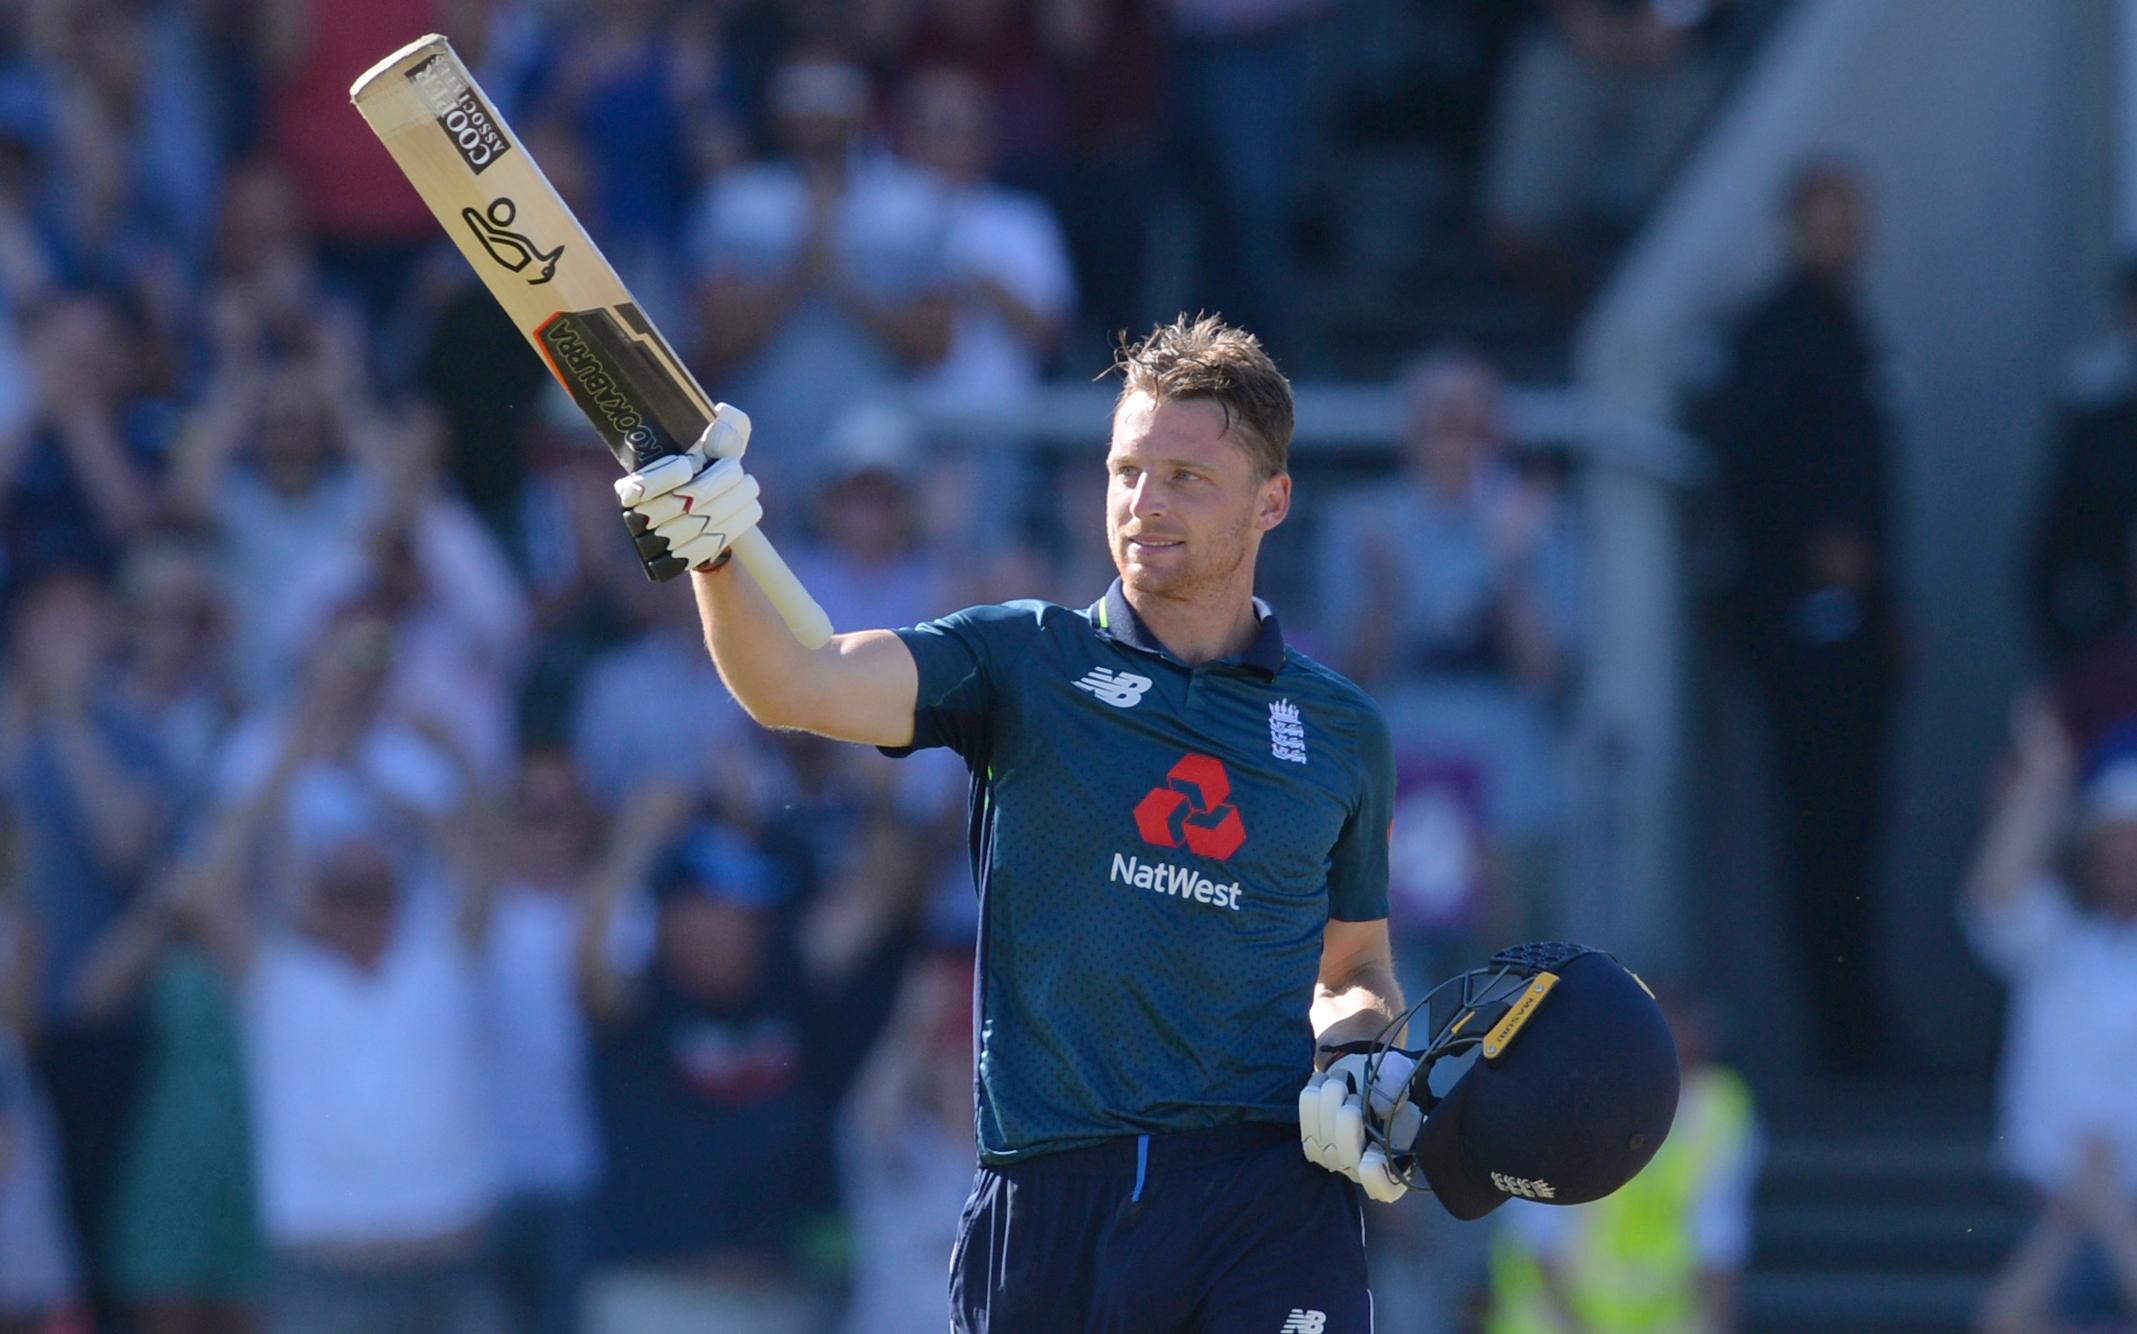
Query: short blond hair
[[1110, 314, 1293, 478]]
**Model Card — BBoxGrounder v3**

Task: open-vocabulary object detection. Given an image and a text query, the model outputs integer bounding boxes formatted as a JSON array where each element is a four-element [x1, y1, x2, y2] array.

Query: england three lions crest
[[1269, 699, 1306, 764]]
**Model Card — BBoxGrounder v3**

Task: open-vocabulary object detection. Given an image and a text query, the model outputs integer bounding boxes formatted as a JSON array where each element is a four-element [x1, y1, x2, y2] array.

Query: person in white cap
[[1966, 693, 2137, 1330]]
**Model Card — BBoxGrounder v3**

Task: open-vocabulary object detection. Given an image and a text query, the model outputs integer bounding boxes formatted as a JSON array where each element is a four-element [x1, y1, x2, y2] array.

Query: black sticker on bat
[[405, 54, 512, 175], [461, 198, 562, 284], [537, 306, 710, 472]]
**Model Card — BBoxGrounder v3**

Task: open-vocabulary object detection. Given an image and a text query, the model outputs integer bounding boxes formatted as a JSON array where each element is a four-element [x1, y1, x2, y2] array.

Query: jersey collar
[[1093, 578, 1286, 678]]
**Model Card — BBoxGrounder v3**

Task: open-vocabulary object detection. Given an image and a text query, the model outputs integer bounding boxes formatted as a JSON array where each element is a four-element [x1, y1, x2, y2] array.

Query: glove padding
[[1300, 1050, 1423, 1203], [614, 404, 760, 581]]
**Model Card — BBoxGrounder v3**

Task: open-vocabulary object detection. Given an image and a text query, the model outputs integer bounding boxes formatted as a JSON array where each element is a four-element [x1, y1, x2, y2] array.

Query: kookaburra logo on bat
[[461, 197, 563, 285]]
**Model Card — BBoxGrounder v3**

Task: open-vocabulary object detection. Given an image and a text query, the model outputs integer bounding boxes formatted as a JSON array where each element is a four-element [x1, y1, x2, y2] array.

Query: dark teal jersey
[[886, 579, 1394, 1164]]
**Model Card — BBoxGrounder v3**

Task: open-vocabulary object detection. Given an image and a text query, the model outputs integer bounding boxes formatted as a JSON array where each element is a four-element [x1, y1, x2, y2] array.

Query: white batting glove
[[1299, 1050, 1423, 1204], [616, 404, 761, 580]]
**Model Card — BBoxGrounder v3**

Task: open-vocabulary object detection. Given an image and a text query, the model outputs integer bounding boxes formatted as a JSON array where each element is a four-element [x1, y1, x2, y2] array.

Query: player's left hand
[[1300, 1050, 1422, 1203]]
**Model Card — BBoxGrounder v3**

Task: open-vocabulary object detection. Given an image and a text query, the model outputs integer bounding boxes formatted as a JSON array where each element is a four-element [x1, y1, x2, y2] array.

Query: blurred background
[[1, 0, 2134, 1331]]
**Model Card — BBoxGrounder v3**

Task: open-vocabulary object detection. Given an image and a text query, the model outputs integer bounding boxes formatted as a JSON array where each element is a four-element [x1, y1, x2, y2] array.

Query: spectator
[[893, 62, 1074, 543], [456, 748, 683, 1334], [225, 789, 504, 1334], [71, 854, 264, 1334], [1481, 0, 1734, 312], [2052, 529, 2137, 780], [510, 381, 643, 630], [685, 49, 952, 491], [780, 403, 972, 978], [1, 292, 164, 602], [27, 0, 220, 277], [167, 320, 388, 703], [115, 534, 235, 817], [897, 64, 1074, 413], [283, 399, 533, 778], [255, 0, 483, 318], [1, 569, 168, 1325], [774, 412, 970, 1039], [569, 558, 757, 807], [1979, 1138, 2137, 1334], [578, 820, 838, 1334], [0, 879, 81, 1334], [413, 192, 566, 544], [789, 405, 952, 626], [0, 83, 62, 317], [503, 0, 736, 325], [884, 0, 1062, 187], [2040, 523, 2137, 823], [1317, 347, 1585, 944], [508, 381, 650, 742], [838, 951, 976, 1334], [1166, 0, 1326, 356], [767, 719, 963, 1085], [212, 601, 464, 854], [1045, 0, 1169, 347], [1966, 696, 2137, 1332], [208, 156, 316, 305], [1712, 161, 1900, 1076], [2028, 256, 2137, 667], [1486, 986, 1762, 1332]]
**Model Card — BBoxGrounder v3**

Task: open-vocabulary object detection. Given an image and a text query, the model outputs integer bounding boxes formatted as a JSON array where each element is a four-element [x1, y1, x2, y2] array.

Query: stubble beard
[[1109, 514, 1255, 608]]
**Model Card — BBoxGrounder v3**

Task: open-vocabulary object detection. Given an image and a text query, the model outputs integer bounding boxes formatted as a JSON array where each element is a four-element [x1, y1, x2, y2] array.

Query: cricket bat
[[349, 33, 832, 649]]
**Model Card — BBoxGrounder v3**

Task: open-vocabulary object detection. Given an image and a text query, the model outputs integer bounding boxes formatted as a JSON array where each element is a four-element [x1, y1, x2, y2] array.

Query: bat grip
[[730, 529, 833, 648]]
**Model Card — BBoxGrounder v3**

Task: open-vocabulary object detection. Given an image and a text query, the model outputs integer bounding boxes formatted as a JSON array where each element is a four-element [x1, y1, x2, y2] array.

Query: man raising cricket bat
[[626, 314, 1413, 1331], [353, 36, 1678, 1332]]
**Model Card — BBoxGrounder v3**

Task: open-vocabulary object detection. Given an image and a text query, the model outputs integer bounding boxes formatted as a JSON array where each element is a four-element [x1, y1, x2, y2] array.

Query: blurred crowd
[[0, 0, 1803, 1332], [1961, 253, 2137, 1333]]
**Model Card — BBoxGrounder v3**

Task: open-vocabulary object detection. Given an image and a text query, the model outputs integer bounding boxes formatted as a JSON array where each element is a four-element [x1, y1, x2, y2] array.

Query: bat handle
[[730, 529, 833, 649]]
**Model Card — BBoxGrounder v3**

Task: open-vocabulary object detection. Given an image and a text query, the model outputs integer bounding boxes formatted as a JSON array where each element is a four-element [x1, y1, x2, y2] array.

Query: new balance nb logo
[[1280, 1312, 1327, 1334], [1491, 1171, 1557, 1200], [1073, 666, 1153, 708], [1269, 698, 1306, 763]]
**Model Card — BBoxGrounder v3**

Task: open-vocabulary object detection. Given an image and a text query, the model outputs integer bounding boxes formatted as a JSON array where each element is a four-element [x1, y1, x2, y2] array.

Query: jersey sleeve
[[1327, 703, 1395, 922], [880, 602, 1037, 764]]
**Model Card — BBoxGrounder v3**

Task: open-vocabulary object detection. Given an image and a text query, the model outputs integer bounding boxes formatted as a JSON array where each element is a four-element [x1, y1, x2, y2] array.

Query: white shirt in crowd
[[909, 181, 1075, 411], [245, 916, 499, 1249], [285, 495, 534, 777], [214, 466, 379, 703], [476, 883, 603, 1198], [1967, 876, 2137, 1193], [213, 712, 464, 880], [688, 152, 949, 485]]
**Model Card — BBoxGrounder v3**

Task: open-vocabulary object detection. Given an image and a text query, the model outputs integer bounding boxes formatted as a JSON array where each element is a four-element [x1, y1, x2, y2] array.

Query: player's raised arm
[[616, 405, 920, 748], [691, 569, 919, 747]]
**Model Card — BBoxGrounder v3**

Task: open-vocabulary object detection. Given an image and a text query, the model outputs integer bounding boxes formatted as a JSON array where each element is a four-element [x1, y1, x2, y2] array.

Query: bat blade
[[350, 34, 831, 648]]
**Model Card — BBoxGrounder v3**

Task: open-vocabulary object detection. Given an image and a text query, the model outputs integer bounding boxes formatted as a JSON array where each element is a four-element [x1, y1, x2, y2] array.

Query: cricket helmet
[[1351, 942, 1681, 1220]]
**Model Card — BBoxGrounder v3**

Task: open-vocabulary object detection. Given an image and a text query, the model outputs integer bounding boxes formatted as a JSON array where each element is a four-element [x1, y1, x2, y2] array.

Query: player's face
[[1105, 392, 1289, 604]]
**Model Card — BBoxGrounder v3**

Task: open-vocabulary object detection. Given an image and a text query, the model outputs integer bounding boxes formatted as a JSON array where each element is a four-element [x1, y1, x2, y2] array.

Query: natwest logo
[[1133, 754, 1246, 861], [1109, 853, 1241, 910]]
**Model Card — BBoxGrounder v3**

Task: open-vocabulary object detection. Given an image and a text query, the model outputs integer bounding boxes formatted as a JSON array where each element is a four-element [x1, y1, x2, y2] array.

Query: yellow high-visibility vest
[[1486, 1067, 1756, 1334]]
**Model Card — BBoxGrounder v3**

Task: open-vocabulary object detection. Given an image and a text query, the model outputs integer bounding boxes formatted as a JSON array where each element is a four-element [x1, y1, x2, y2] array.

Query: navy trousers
[[950, 1121, 1372, 1334]]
